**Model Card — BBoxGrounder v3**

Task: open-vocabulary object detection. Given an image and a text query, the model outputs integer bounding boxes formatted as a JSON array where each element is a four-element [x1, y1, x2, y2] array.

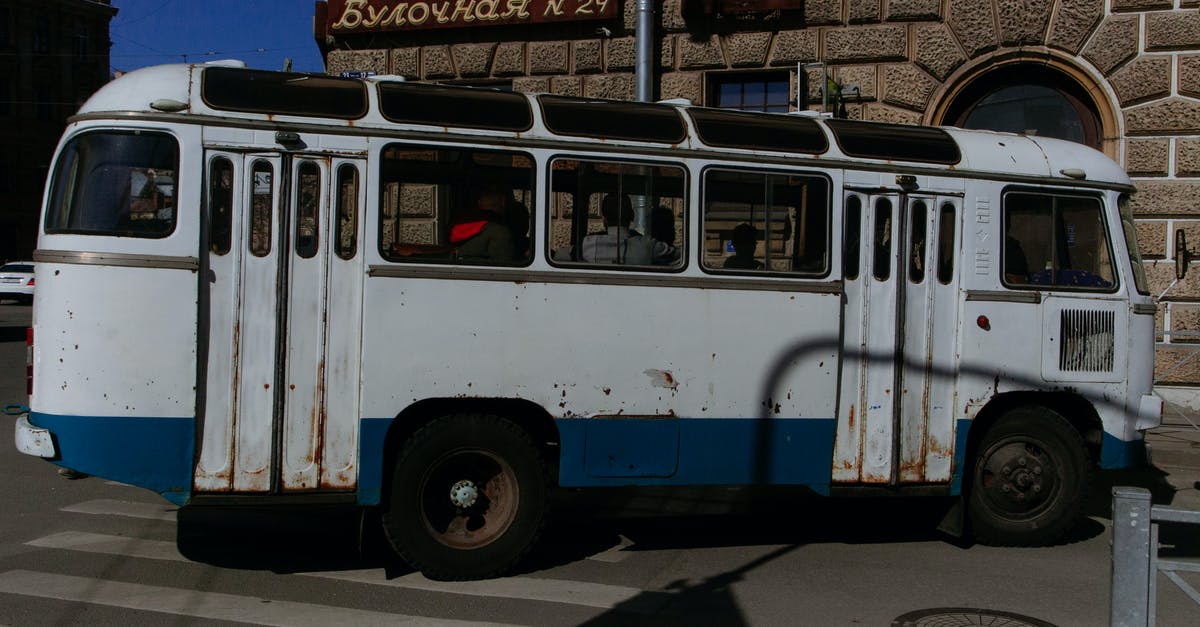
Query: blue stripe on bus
[[358, 417, 982, 504], [28, 411, 194, 505], [1101, 432, 1146, 469], [556, 417, 837, 491], [358, 417, 391, 506]]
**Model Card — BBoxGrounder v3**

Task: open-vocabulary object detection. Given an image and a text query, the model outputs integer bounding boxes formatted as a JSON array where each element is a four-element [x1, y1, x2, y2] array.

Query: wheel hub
[[980, 444, 1055, 516], [449, 479, 479, 508]]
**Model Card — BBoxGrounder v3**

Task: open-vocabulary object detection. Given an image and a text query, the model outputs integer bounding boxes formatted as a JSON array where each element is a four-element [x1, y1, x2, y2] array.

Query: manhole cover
[[892, 608, 1057, 627]]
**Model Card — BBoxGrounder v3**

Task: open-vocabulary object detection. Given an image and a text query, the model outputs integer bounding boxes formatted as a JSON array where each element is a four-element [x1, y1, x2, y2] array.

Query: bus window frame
[[44, 129, 181, 239], [1000, 186, 1120, 294], [545, 152, 690, 274], [376, 141, 537, 268], [698, 163, 833, 279]]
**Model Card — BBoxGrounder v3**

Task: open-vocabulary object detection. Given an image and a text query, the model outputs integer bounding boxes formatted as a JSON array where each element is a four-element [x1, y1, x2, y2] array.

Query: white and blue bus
[[13, 61, 1162, 580]]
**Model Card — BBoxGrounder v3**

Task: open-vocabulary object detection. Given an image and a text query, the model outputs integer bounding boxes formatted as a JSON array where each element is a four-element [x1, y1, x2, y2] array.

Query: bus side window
[[1002, 191, 1114, 289], [295, 161, 320, 259], [249, 161, 273, 257], [701, 168, 829, 275], [843, 195, 861, 279], [936, 201, 955, 284], [872, 198, 892, 281], [548, 157, 685, 269], [379, 145, 534, 266], [908, 200, 927, 283], [335, 164, 359, 260], [209, 157, 233, 255]]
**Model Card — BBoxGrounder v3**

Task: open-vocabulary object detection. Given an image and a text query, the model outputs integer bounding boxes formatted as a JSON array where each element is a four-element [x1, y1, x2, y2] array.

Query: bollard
[[1111, 487, 1153, 626]]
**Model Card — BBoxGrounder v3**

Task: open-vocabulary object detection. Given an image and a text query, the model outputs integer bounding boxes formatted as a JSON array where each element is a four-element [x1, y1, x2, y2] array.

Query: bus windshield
[[45, 131, 179, 238]]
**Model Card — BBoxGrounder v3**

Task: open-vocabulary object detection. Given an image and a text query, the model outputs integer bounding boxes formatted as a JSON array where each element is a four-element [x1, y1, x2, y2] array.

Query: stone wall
[[324, 1, 1200, 383]]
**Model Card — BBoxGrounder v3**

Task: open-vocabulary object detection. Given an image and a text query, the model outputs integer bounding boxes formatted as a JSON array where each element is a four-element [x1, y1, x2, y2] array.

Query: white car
[[0, 261, 34, 304]]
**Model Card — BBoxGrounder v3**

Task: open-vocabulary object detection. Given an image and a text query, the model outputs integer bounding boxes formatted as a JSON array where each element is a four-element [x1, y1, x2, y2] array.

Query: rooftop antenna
[[284, 58, 293, 72]]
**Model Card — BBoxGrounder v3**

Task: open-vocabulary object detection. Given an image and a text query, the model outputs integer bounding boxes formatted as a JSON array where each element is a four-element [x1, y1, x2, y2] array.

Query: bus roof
[[77, 61, 1131, 188]]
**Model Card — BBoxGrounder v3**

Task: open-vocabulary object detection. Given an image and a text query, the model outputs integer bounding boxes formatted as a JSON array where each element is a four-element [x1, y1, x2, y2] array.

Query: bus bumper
[[15, 415, 56, 458], [1136, 394, 1163, 431]]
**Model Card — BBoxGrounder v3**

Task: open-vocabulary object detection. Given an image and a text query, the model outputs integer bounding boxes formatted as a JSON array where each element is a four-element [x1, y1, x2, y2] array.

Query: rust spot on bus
[[847, 404, 855, 429], [644, 369, 677, 390]]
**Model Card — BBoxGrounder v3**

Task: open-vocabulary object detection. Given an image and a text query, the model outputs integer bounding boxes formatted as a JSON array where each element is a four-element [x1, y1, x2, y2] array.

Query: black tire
[[967, 406, 1091, 546], [382, 413, 547, 580]]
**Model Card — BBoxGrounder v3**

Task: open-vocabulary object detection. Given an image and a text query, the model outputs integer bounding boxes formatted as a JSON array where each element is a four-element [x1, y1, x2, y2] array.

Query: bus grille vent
[[1059, 309, 1115, 372]]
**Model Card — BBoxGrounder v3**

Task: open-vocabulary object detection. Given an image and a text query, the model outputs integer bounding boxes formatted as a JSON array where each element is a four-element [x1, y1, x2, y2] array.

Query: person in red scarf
[[450, 188, 515, 262], [390, 187, 515, 263]]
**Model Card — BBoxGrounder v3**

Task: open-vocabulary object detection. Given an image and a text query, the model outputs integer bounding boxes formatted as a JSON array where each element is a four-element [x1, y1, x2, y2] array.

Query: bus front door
[[195, 151, 367, 494], [834, 191, 960, 485]]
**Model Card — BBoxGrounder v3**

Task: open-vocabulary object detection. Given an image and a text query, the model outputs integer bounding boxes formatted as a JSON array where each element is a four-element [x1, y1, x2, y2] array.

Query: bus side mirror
[[1176, 229, 1194, 280]]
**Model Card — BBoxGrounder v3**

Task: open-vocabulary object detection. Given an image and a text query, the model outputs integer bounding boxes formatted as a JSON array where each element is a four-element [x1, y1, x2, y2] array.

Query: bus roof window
[[538, 96, 688, 144], [689, 108, 829, 154], [825, 119, 961, 165], [378, 83, 533, 132], [202, 67, 368, 119]]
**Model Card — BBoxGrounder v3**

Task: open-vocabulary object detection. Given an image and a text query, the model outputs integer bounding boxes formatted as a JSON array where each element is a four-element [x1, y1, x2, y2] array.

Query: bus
[[13, 60, 1162, 581]]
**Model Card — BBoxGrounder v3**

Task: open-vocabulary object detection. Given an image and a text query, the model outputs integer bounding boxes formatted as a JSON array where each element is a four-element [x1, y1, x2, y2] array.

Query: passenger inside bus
[[391, 186, 518, 263], [724, 223, 764, 270], [553, 194, 676, 264], [452, 187, 516, 262]]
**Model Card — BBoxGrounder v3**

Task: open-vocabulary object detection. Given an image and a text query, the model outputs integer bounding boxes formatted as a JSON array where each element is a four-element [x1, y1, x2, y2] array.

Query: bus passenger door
[[279, 157, 366, 491], [195, 152, 367, 494], [196, 152, 282, 492], [834, 191, 959, 485], [836, 192, 901, 484], [896, 196, 960, 484]]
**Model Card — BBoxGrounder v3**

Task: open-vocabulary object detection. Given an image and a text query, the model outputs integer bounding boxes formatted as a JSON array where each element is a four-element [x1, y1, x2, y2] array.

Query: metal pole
[[635, 0, 654, 102], [1111, 486, 1153, 626]]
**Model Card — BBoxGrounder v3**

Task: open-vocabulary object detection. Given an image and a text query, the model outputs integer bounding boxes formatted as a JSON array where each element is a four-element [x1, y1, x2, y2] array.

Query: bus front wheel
[[382, 413, 547, 581], [967, 406, 1090, 546]]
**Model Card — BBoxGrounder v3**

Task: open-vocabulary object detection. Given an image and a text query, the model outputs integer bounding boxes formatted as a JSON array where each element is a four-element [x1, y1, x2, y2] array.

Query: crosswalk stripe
[[25, 531, 673, 613], [61, 499, 179, 522], [0, 570, 512, 626], [27, 531, 186, 562], [306, 569, 671, 613]]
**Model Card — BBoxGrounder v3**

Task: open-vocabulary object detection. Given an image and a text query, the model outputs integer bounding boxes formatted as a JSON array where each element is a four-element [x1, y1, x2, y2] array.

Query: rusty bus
[[13, 61, 1162, 580]]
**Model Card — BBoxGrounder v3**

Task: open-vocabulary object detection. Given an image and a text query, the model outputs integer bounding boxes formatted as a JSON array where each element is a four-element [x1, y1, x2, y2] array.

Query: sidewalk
[[1143, 401, 1200, 509], [1147, 403, 1200, 469]]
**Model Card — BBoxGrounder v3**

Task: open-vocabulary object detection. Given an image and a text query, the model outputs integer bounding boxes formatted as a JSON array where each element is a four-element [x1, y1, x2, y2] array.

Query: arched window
[[939, 64, 1103, 151]]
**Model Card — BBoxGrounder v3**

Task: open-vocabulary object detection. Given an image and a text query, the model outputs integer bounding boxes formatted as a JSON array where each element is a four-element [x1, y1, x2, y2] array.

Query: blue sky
[[110, 1, 326, 74]]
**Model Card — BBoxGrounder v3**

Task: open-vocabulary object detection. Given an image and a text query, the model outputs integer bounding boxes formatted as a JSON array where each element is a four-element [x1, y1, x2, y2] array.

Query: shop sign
[[326, 0, 618, 33]]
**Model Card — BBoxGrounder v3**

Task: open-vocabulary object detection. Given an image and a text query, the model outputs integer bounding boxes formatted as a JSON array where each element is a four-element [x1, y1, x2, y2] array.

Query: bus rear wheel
[[967, 406, 1090, 546], [382, 413, 547, 581]]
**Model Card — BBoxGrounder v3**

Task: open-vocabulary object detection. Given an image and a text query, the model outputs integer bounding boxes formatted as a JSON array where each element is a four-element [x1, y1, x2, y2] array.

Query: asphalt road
[[1, 301, 1198, 626]]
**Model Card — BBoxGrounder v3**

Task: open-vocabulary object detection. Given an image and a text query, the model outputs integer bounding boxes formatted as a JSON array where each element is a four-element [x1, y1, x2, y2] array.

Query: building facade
[[0, 0, 116, 261], [316, 0, 1200, 388]]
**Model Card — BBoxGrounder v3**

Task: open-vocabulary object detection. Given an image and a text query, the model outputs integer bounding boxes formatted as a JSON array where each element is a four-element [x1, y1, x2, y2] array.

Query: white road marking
[[586, 535, 635, 563], [61, 499, 178, 522], [25, 532, 673, 613], [307, 568, 671, 613], [27, 531, 186, 562], [0, 570, 510, 626]]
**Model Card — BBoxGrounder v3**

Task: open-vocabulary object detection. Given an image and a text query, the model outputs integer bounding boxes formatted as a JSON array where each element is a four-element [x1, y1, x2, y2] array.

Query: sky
[[109, 0, 327, 75]]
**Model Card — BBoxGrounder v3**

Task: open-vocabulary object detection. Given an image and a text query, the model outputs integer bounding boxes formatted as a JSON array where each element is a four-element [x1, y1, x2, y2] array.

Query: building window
[[940, 64, 1102, 150], [0, 78, 10, 117], [0, 8, 10, 48], [33, 15, 50, 54], [709, 72, 793, 113], [73, 21, 89, 61]]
